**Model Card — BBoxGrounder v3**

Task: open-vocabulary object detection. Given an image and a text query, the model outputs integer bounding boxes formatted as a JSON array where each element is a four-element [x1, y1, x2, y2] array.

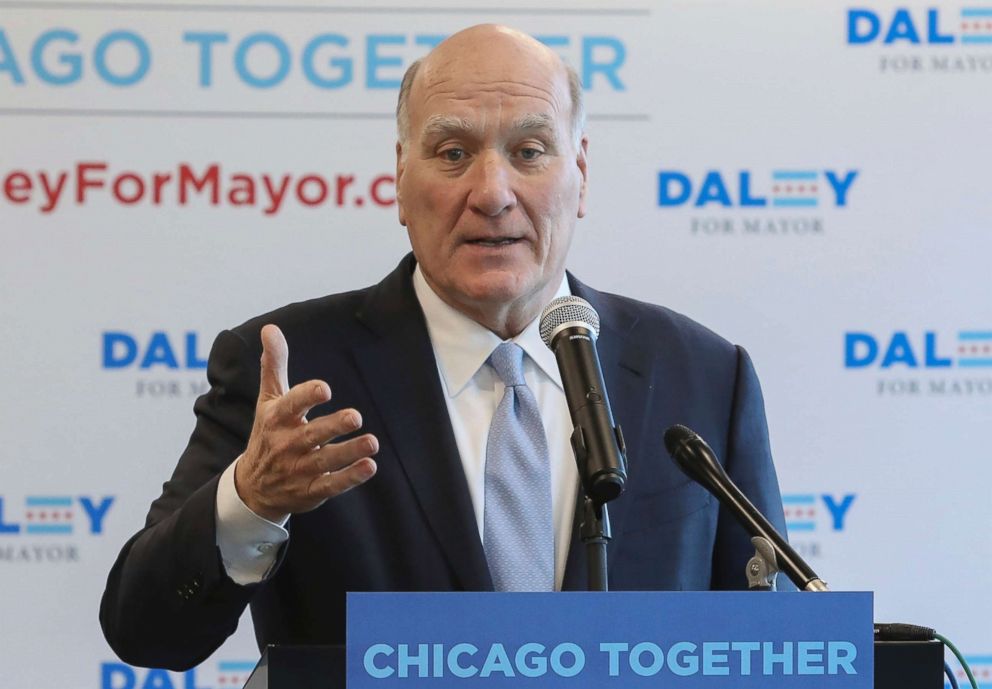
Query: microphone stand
[[581, 497, 612, 591], [571, 423, 627, 592]]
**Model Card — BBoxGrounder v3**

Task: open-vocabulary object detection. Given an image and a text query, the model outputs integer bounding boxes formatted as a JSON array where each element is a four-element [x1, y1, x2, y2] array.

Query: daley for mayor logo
[[103, 330, 210, 399], [657, 168, 858, 237], [847, 7, 992, 73], [0, 494, 114, 563], [782, 493, 856, 560], [845, 329, 992, 396], [101, 659, 256, 689]]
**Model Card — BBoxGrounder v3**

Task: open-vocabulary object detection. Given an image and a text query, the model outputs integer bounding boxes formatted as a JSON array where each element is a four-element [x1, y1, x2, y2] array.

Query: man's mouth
[[467, 237, 521, 247]]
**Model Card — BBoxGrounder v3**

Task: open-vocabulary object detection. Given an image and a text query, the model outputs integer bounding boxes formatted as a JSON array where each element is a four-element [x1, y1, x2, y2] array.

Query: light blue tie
[[483, 342, 554, 592]]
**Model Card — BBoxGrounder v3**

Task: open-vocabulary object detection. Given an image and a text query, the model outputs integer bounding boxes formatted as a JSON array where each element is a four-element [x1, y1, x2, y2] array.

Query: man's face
[[396, 28, 588, 332]]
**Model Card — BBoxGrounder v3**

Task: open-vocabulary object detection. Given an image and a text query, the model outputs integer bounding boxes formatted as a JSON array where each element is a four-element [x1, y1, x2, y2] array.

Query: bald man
[[101, 25, 789, 670]]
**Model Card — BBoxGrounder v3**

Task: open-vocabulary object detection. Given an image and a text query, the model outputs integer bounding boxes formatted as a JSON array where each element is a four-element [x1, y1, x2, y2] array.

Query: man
[[101, 25, 790, 671]]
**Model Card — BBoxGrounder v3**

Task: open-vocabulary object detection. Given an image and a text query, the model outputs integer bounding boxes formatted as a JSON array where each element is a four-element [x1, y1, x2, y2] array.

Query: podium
[[241, 592, 944, 688]]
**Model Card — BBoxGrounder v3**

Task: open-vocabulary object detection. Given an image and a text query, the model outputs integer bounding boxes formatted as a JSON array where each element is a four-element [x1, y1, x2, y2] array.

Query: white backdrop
[[1, 1, 989, 687]]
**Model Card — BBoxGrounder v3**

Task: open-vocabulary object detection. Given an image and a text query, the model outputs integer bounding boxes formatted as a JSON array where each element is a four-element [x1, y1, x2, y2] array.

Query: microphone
[[663, 424, 829, 592], [540, 296, 627, 504]]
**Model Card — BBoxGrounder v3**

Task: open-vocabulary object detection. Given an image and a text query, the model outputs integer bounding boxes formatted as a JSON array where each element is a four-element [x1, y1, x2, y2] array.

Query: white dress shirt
[[214, 266, 579, 588]]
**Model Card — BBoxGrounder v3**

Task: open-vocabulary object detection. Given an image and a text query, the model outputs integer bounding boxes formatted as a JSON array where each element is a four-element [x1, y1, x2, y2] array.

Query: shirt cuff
[[215, 456, 289, 585]]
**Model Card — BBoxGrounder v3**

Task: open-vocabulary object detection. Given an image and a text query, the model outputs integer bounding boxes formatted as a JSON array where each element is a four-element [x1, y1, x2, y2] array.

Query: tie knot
[[488, 342, 526, 387]]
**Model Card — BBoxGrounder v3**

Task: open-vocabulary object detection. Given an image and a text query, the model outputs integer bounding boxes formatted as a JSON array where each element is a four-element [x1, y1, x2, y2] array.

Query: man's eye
[[441, 148, 465, 162], [519, 147, 544, 161]]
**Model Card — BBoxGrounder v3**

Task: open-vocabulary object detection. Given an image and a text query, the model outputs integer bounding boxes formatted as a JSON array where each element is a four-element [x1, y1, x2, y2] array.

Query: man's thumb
[[259, 324, 290, 398]]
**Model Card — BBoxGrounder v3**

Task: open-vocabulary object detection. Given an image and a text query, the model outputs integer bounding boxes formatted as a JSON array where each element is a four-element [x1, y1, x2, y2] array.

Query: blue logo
[[782, 494, 856, 534], [100, 659, 257, 689], [0, 29, 627, 91], [844, 331, 992, 369], [102, 331, 208, 370], [847, 7, 992, 45], [0, 495, 113, 535], [349, 592, 873, 687], [658, 170, 858, 208]]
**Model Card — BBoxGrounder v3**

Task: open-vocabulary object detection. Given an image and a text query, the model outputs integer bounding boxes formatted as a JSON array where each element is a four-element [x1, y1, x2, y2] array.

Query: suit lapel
[[561, 277, 655, 591], [352, 256, 493, 591]]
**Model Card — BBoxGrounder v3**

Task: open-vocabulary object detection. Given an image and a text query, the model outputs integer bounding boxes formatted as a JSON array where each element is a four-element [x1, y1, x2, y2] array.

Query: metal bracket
[[746, 536, 779, 591]]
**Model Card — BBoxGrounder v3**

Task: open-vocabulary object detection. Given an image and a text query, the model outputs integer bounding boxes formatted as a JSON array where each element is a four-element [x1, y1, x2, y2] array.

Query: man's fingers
[[259, 324, 290, 399], [300, 409, 363, 449], [308, 457, 378, 500], [311, 433, 378, 473], [275, 379, 332, 422]]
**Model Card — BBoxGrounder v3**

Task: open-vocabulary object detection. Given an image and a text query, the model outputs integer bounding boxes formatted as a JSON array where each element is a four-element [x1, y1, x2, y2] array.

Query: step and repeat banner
[[1, 0, 989, 686]]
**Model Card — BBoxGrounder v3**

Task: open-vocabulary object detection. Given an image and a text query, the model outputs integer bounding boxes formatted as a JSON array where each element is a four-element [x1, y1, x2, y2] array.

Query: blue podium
[[242, 592, 943, 688]]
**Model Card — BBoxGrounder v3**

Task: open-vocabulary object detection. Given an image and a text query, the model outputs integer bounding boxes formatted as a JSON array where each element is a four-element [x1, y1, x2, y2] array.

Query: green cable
[[936, 633, 978, 689]]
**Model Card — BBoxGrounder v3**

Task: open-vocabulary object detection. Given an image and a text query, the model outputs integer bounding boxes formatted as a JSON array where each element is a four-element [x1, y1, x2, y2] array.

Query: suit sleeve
[[710, 345, 796, 591], [100, 328, 270, 670]]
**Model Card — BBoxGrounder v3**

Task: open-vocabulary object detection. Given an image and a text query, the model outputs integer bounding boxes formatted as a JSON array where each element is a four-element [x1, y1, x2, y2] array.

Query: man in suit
[[101, 24, 790, 671]]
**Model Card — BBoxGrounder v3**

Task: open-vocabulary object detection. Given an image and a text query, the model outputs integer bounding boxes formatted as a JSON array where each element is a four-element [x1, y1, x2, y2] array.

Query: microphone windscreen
[[663, 424, 697, 456], [540, 296, 600, 348]]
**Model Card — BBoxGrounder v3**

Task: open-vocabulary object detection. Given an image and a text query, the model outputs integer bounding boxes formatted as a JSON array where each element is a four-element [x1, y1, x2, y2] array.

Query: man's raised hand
[[234, 324, 378, 522]]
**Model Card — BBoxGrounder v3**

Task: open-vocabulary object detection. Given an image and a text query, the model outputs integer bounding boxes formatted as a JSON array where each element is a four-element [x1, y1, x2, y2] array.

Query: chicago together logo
[[0, 494, 114, 563], [657, 168, 859, 236], [101, 659, 257, 689], [103, 330, 211, 398], [0, 27, 627, 93], [847, 7, 992, 73], [782, 493, 856, 559], [844, 329, 992, 395]]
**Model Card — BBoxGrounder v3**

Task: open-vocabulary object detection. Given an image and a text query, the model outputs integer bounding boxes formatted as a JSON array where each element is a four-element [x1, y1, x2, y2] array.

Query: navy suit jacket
[[100, 254, 790, 671]]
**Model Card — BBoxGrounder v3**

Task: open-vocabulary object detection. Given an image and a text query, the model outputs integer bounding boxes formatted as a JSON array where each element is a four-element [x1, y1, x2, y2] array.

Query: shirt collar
[[413, 264, 570, 397]]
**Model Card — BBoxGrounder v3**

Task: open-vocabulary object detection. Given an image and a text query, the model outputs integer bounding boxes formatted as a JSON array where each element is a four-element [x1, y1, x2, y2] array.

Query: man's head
[[395, 24, 588, 338]]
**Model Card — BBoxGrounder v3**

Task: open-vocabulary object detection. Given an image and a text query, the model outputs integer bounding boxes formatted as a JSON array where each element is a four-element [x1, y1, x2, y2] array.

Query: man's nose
[[467, 152, 516, 217]]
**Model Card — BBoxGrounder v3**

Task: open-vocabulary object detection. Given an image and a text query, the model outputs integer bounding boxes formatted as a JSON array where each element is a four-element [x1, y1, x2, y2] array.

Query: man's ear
[[395, 141, 407, 227], [576, 135, 589, 218]]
